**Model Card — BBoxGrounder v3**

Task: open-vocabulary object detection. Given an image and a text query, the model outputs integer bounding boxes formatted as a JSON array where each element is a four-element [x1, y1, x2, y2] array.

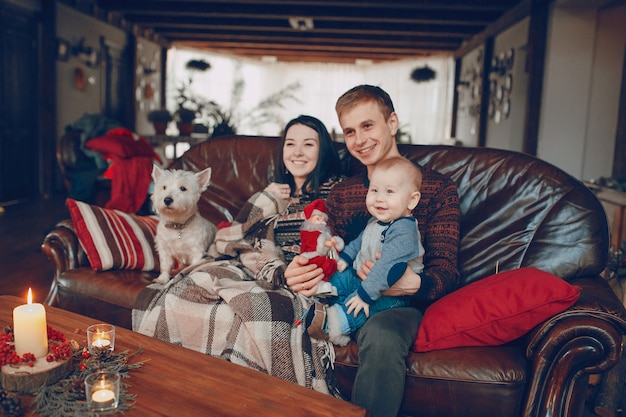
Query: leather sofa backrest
[[396, 144, 608, 285], [171, 135, 281, 224], [172, 135, 609, 287]]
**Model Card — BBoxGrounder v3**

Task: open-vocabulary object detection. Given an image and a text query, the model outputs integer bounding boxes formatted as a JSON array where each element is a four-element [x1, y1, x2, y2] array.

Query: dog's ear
[[152, 164, 163, 181], [196, 167, 212, 191]]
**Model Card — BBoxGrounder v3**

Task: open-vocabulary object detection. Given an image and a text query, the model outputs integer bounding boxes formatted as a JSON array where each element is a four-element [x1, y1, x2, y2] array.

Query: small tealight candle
[[85, 371, 120, 411], [92, 338, 111, 349], [86, 324, 115, 354], [91, 384, 115, 407], [13, 288, 48, 358]]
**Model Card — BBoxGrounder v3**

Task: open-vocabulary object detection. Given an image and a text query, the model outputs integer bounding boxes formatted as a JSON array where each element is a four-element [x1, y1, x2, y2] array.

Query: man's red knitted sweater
[[326, 167, 461, 306]]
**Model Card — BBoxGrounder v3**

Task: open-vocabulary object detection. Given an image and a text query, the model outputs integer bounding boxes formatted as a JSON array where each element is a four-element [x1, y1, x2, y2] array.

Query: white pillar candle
[[13, 288, 48, 358]]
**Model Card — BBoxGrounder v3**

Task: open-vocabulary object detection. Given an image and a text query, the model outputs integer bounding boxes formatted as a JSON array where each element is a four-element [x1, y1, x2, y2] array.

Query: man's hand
[[383, 269, 422, 296], [285, 255, 325, 297], [346, 294, 369, 317], [355, 252, 381, 281], [357, 251, 422, 296]]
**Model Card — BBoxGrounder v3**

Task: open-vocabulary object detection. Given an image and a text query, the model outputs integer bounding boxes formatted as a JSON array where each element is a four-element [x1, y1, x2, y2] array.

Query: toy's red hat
[[304, 199, 328, 220]]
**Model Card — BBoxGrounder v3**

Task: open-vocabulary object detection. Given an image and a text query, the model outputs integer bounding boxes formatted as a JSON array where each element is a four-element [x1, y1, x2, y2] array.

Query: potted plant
[[147, 109, 173, 135], [175, 107, 197, 136]]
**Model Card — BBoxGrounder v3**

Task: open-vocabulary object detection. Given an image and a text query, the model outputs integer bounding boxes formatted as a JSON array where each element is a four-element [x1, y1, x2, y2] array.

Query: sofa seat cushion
[[334, 343, 527, 417], [58, 268, 155, 308], [57, 268, 157, 328]]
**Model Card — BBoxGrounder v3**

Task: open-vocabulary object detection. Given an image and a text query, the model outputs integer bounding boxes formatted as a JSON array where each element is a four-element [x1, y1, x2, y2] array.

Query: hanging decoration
[[410, 65, 436, 83], [488, 48, 515, 124]]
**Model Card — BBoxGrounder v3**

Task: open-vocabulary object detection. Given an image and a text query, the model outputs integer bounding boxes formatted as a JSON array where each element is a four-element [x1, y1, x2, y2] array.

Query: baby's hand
[[346, 294, 369, 317], [324, 236, 345, 252], [337, 259, 348, 272]]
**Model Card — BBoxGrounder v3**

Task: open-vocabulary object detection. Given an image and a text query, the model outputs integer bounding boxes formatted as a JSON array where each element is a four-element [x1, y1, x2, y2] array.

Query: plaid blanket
[[132, 188, 337, 395]]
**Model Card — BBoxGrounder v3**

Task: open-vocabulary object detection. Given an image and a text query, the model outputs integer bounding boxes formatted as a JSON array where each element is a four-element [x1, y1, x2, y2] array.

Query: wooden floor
[[0, 193, 69, 302]]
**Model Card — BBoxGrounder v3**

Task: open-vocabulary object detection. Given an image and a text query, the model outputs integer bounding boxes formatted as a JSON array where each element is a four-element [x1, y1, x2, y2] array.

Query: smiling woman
[[282, 123, 321, 194]]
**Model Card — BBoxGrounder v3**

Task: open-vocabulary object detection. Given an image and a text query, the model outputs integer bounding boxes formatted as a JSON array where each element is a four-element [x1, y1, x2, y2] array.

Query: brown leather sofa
[[42, 135, 626, 417]]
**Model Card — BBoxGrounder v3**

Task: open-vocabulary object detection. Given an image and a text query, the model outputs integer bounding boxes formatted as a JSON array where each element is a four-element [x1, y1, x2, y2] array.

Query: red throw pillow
[[66, 198, 159, 272], [85, 127, 156, 159], [413, 267, 580, 352]]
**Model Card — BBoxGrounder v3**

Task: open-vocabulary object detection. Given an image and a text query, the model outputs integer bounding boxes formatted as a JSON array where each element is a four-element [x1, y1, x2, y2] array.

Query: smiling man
[[284, 85, 461, 417]]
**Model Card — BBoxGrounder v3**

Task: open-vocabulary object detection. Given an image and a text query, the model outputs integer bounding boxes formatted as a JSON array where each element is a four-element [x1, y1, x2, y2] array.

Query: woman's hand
[[285, 255, 325, 297], [264, 182, 291, 200]]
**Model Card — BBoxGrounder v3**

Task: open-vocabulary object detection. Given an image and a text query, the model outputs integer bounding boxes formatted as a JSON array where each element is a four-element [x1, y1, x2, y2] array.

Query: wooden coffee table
[[0, 295, 369, 417]]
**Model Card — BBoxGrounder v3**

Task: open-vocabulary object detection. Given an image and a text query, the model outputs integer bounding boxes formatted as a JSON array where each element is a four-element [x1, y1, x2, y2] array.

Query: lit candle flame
[[27, 288, 33, 305]]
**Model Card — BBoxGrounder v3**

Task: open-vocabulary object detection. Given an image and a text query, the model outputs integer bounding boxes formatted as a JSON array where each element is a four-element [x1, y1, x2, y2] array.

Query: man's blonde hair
[[371, 156, 422, 192], [335, 85, 395, 121]]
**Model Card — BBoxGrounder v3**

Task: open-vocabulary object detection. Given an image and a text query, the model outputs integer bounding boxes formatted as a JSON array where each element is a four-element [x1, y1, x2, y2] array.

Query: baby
[[307, 156, 424, 345]]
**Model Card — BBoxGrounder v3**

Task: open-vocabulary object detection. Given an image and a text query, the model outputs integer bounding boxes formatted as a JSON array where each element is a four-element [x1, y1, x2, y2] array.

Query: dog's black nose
[[164, 197, 173, 206]]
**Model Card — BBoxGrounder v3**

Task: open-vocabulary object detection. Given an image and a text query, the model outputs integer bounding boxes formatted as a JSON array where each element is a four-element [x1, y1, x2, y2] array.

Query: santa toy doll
[[300, 199, 344, 297]]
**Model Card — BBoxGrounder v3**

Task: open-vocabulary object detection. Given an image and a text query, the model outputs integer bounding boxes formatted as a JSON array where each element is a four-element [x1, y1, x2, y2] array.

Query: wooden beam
[[478, 39, 494, 148], [455, 0, 532, 58], [612, 40, 626, 179], [40, 0, 57, 197], [522, 0, 551, 156], [176, 41, 440, 63]]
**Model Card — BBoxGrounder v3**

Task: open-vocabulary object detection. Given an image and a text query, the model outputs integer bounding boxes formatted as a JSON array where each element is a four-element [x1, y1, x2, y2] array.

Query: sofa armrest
[[41, 219, 86, 306], [523, 275, 626, 417]]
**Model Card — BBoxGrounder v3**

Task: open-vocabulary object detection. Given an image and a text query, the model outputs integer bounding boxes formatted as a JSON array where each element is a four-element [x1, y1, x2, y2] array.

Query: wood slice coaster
[[1, 357, 72, 393]]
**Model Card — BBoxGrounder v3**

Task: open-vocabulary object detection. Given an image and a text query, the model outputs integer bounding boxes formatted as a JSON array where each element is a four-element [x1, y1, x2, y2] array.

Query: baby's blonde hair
[[371, 156, 422, 192]]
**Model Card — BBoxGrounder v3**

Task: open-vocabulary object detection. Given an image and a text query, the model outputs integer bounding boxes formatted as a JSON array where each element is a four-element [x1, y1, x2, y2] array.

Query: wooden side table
[[583, 184, 626, 417], [586, 182, 626, 306], [147, 134, 208, 161]]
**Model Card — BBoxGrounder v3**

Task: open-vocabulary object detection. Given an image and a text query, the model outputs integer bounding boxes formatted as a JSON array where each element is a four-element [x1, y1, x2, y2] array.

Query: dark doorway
[[0, 3, 39, 204]]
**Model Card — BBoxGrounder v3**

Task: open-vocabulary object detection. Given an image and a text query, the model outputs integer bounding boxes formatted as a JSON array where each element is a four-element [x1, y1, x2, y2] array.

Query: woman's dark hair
[[275, 115, 342, 196]]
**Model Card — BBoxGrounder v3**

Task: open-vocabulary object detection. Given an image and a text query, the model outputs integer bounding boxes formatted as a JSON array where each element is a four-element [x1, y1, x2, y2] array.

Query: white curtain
[[166, 48, 455, 144]]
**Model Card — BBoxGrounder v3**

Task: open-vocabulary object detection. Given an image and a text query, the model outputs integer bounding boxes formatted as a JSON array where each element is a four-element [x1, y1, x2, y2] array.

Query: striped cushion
[[66, 199, 159, 271]]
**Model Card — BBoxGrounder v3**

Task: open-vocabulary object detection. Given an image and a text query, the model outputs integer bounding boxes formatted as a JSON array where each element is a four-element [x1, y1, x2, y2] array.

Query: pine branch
[[30, 347, 144, 417]]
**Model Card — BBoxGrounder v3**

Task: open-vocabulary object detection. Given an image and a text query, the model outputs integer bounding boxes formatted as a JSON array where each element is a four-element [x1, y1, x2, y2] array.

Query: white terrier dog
[[151, 165, 217, 284]]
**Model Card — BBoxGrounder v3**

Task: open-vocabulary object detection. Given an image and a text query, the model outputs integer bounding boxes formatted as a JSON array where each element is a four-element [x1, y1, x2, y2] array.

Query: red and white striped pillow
[[66, 199, 160, 271]]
